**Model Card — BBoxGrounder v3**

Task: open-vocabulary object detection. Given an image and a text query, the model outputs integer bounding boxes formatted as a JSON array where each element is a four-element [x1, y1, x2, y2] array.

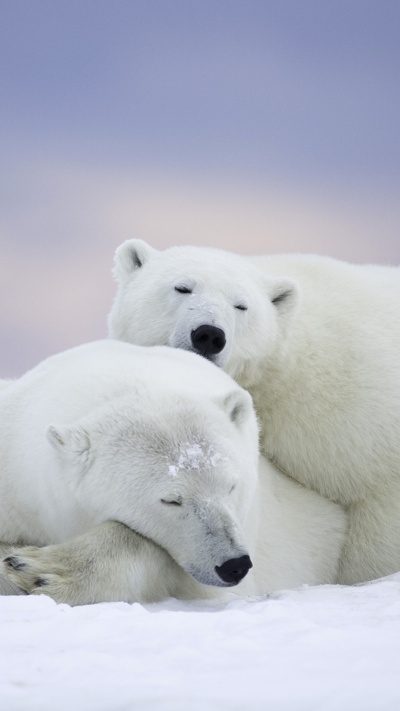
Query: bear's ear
[[267, 276, 300, 315], [219, 389, 254, 427], [47, 424, 91, 470], [113, 239, 158, 280]]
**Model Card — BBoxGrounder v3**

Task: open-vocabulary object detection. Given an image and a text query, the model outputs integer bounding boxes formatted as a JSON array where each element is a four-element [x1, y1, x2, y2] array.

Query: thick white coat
[[109, 241, 400, 583], [1, 341, 345, 604]]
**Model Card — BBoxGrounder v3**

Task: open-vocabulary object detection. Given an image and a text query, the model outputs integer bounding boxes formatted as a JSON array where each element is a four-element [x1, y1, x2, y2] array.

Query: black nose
[[215, 555, 253, 585], [191, 325, 226, 357]]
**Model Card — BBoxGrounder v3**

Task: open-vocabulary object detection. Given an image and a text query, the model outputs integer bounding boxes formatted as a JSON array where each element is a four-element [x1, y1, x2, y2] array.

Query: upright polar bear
[[1, 341, 345, 605], [109, 240, 400, 584]]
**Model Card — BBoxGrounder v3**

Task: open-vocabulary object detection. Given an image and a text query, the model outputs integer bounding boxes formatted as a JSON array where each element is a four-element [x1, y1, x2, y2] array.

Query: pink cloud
[[1, 160, 399, 377]]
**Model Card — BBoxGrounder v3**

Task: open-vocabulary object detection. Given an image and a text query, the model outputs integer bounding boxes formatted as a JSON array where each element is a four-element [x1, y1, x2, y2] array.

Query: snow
[[167, 440, 223, 477], [2, 574, 400, 710]]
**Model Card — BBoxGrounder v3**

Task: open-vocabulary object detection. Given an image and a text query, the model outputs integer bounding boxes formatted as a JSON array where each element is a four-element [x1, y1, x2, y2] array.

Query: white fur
[[1, 340, 345, 604], [109, 241, 400, 584]]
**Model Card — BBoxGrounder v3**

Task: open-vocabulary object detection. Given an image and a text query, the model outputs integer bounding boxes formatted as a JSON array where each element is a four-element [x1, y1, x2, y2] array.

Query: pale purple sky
[[1, 1, 399, 376]]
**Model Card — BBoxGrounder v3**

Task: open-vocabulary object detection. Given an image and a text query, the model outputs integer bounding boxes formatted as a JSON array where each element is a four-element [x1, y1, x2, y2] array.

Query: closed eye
[[161, 498, 183, 506], [175, 286, 192, 294], [235, 304, 248, 311]]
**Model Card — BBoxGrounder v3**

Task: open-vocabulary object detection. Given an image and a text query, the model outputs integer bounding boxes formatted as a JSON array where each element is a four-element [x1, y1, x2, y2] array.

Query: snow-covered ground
[[1, 574, 400, 711]]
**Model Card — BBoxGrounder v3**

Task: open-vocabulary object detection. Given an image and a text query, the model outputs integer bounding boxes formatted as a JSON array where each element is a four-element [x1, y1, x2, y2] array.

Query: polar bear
[[1, 340, 346, 605], [109, 240, 400, 585]]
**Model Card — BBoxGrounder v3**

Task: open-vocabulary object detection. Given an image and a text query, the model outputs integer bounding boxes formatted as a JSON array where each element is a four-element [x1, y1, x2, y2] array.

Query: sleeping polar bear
[[1, 341, 346, 605], [109, 240, 400, 584]]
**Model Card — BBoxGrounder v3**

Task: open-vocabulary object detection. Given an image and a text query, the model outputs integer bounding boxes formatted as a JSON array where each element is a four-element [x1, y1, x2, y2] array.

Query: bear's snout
[[191, 325, 226, 358], [215, 554, 253, 585]]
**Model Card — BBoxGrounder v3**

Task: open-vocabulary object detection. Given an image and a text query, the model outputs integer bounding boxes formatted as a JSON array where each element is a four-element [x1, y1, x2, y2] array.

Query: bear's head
[[109, 240, 299, 383], [47, 378, 259, 588]]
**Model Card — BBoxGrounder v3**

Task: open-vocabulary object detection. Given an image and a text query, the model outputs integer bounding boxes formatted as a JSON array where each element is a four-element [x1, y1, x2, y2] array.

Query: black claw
[[34, 578, 48, 588], [3, 556, 26, 571]]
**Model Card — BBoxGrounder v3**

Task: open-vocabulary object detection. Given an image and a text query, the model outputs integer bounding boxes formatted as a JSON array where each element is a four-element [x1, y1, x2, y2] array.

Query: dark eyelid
[[175, 286, 192, 294], [235, 304, 248, 311], [161, 498, 182, 506]]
